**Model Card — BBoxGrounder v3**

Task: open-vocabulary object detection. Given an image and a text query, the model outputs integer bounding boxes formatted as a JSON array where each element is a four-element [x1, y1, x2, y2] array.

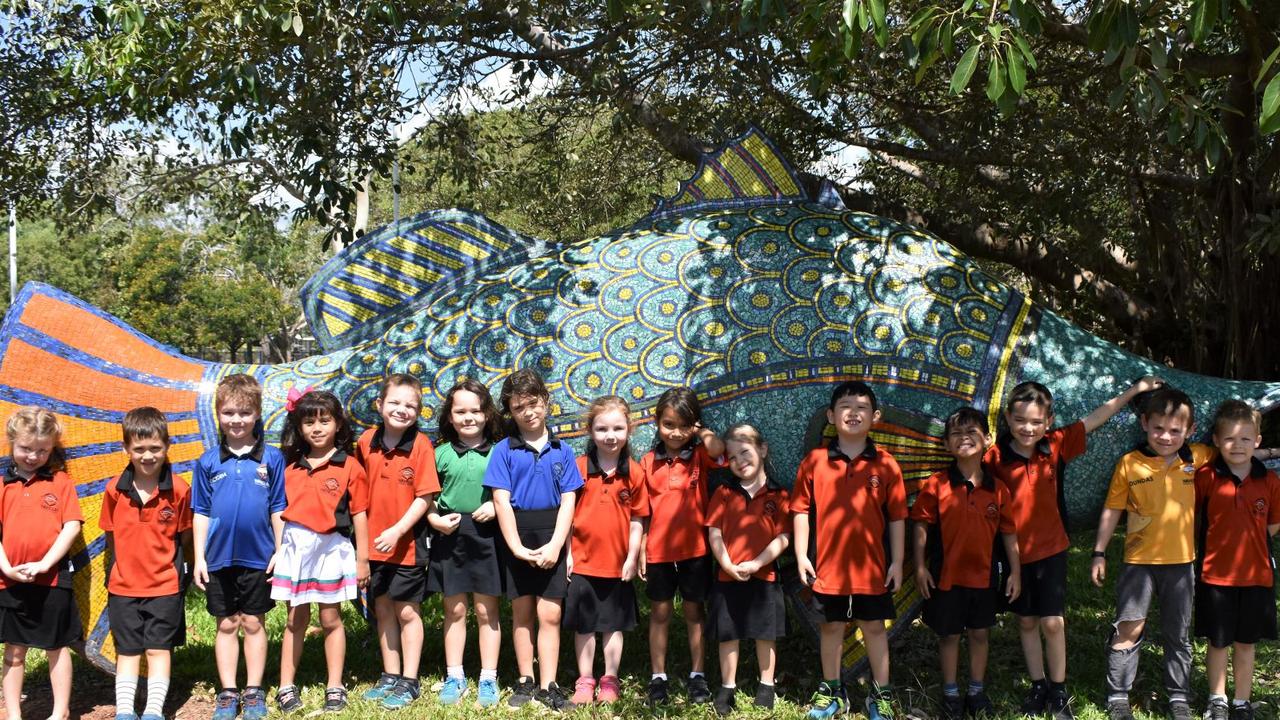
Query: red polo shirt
[[99, 464, 192, 597], [1195, 457, 1280, 587], [791, 440, 908, 595], [705, 480, 790, 582], [357, 424, 440, 565], [282, 451, 370, 535], [571, 452, 648, 578], [911, 465, 1015, 591], [0, 466, 83, 590], [984, 422, 1086, 564], [643, 442, 725, 564]]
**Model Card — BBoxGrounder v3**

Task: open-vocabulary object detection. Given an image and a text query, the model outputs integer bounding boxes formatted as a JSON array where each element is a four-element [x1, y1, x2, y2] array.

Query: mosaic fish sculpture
[[2, 129, 1276, 674]]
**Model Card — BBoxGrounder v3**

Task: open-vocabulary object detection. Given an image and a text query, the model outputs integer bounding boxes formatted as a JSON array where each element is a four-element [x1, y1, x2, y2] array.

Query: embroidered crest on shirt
[[868, 474, 881, 489], [41, 492, 58, 512], [985, 502, 999, 518], [1255, 498, 1268, 515], [552, 462, 565, 482], [323, 477, 340, 495], [764, 499, 779, 516], [158, 506, 176, 524], [399, 467, 415, 485], [255, 464, 270, 487], [618, 488, 631, 503]]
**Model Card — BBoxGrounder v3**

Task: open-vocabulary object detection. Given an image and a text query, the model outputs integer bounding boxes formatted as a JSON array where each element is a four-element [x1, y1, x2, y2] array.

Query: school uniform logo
[[1254, 498, 1268, 515], [255, 465, 270, 487], [868, 474, 881, 489], [552, 462, 565, 481], [764, 499, 779, 516], [399, 467, 415, 486], [985, 502, 999, 518], [323, 477, 340, 495], [41, 493, 58, 512], [618, 489, 632, 503], [158, 506, 176, 525]]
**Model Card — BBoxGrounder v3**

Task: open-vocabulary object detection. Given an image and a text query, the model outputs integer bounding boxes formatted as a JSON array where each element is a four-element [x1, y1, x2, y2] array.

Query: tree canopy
[[4, 0, 1279, 377]]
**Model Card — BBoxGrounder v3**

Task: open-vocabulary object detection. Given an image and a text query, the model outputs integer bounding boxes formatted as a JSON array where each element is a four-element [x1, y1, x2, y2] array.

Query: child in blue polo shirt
[[192, 374, 287, 720], [484, 369, 584, 712]]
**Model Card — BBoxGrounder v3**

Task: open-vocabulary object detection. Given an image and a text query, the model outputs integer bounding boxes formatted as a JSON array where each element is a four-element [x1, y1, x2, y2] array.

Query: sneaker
[[688, 675, 713, 704], [1169, 701, 1194, 720], [276, 685, 302, 714], [648, 676, 670, 707], [116, 714, 140, 720], [754, 684, 776, 709], [966, 691, 994, 717], [1209, 701, 1230, 720], [212, 690, 239, 720], [941, 695, 965, 720], [323, 687, 348, 713], [598, 675, 622, 704], [1107, 699, 1135, 720], [1230, 703, 1254, 720], [363, 673, 399, 702], [1021, 682, 1048, 716], [1048, 690, 1074, 720], [533, 683, 574, 712], [509, 676, 537, 709], [477, 678, 500, 707], [866, 691, 895, 720], [715, 686, 736, 716], [438, 676, 468, 706], [381, 679, 421, 710], [571, 677, 597, 706], [140, 715, 164, 720], [808, 685, 848, 719], [241, 688, 268, 720]]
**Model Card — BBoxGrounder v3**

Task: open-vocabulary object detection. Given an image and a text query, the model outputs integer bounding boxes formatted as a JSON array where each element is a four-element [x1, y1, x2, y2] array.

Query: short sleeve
[[791, 453, 815, 514], [482, 443, 513, 493], [348, 462, 370, 515], [1193, 466, 1213, 504], [1104, 458, 1130, 510], [997, 483, 1016, 533], [412, 441, 441, 497], [775, 490, 791, 534], [1057, 421, 1087, 462], [268, 452, 288, 514], [557, 448, 585, 494], [627, 462, 650, 518], [98, 483, 118, 532], [882, 454, 908, 522], [698, 444, 728, 470], [910, 476, 939, 524], [1268, 474, 1280, 524], [704, 487, 727, 529], [191, 457, 212, 516], [58, 473, 84, 524], [176, 482, 193, 533]]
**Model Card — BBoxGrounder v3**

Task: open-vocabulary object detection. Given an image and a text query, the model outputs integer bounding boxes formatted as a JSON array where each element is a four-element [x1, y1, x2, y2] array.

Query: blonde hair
[[725, 423, 767, 451], [1213, 399, 1263, 436], [216, 373, 262, 412], [6, 406, 66, 471], [584, 395, 632, 458]]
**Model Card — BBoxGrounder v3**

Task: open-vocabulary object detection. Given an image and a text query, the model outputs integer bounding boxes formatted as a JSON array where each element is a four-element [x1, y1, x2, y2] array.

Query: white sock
[[759, 681, 774, 687], [652, 673, 668, 681], [480, 668, 498, 682], [723, 684, 736, 689], [116, 675, 139, 714], [144, 676, 170, 717], [1210, 695, 1228, 706], [690, 671, 704, 679], [447, 665, 465, 680]]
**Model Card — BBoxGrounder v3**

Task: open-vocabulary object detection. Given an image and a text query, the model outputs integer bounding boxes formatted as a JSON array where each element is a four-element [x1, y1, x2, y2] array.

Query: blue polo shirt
[[191, 435, 287, 572], [482, 433, 583, 511]]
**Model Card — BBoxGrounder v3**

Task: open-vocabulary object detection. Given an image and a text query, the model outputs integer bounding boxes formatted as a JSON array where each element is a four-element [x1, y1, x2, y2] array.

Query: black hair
[[1139, 386, 1195, 425], [438, 378, 503, 445], [282, 390, 352, 463], [829, 380, 878, 411], [655, 386, 702, 426], [944, 406, 990, 437]]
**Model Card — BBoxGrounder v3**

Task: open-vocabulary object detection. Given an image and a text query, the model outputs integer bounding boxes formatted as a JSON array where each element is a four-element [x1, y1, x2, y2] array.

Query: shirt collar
[[372, 422, 420, 453], [291, 450, 350, 472], [116, 462, 175, 503], [653, 439, 697, 461], [946, 461, 995, 491], [996, 432, 1051, 463], [1211, 455, 1268, 483], [448, 438, 493, 456], [586, 447, 630, 481], [725, 474, 786, 500], [507, 430, 562, 453], [827, 437, 879, 462], [1135, 442, 1194, 464], [219, 433, 265, 462], [3, 463, 54, 484]]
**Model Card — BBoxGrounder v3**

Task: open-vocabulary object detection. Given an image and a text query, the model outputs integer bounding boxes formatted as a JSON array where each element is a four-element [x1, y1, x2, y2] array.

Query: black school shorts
[[923, 585, 999, 635], [109, 593, 186, 653], [1195, 582, 1277, 647], [811, 590, 895, 623], [1007, 550, 1067, 618], [564, 574, 638, 634], [709, 578, 787, 641], [369, 561, 429, 603], [0, 585, 82, 650], [500, 510, 568, 600], [205, 567, 275, 617], [645, 555, 712, 603]]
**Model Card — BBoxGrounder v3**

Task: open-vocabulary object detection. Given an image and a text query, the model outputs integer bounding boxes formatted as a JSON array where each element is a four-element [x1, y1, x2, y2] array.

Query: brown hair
[[379, 373, 423, 400], [499, 369, 551, 434], [724, 422, 774, 481], [1212, 399, 1262, 436], [584, 395, 632, 458], [6, 406, 66, 471], [655, 386, 702, 426], [1005, 381, 1054, 416], [1141, 386, 1195, 425], [122, 407, 170, 445], [216, 374, 262, 412], [438, 379, 503, 445]]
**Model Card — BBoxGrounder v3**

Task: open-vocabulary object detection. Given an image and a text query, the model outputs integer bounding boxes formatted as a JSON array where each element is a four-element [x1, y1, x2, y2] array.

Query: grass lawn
[[13, 536, 1280, 719]]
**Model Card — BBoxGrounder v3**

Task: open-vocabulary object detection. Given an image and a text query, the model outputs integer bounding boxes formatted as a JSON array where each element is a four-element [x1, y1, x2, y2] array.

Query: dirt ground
[[3, 674, 215, 720]]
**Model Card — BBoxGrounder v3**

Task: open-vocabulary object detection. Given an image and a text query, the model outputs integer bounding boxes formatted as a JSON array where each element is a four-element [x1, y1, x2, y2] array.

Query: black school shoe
[[715, 686, 736, 716], [1169, 700, 1194, 720], [648, 676, 670, 706], [688, 675, 713, 704], [1230, 703, 1255, 720], [754, 684, 776, 709], [508, 676, 537, 708], [1047, 689, 1074, 720], [941, 695, 965, 720], [1107, 699, 1135, 720], [966, 690, 994, 717], [1021, 681, 1048, 716], [533, 683, 574, 713]]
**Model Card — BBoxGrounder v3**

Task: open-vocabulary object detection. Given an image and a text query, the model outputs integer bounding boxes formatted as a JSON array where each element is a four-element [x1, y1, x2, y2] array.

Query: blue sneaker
[[439, 676, 468, 705], [477, 678, 500, 707], [866, 692, 895, 720], [140, 715, 165, 720], [116, 714, 140, 720], [382, 678, 421, 710], [808, 685, 848, 719], [212, 690, 239, 720], [363, 673, 399, 702], [241, 688, 268, 720]]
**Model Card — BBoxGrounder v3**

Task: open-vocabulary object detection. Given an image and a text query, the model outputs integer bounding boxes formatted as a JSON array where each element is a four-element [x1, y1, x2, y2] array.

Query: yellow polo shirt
[[1104, 443, 1216, 564]]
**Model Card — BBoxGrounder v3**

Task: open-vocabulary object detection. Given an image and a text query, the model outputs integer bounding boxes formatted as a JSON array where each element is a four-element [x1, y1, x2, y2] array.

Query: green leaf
[[1257, 46, 1280, 90], [1191, 0, 1218, 42], [1148, 76, 1166, 113], [1107, 83, 1128, 110], [291, 13, 303, 36], [961, 0, 976, 13], [986, 53, 1005, 102], [1261, 74, 1280, 133], [1007, 47, 1026, 94], [280, 12, 292, 32], [906, 6, 937, 31], [868, 0, 885, 30], [842, 0, 855, 30], [1014, 35, 1037, 69], [988, 23, 1004, 42], [1150, 38, 1167, 70], [951, 44, 982, 94]]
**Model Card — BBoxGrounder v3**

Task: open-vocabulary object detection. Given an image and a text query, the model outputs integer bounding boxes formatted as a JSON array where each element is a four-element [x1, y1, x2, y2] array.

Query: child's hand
[[265, 552, 278, 578], [193, 558, 209, 590], [885, 561, 903, 592], [356, 559, 371, 590], [1131, 375, 1165, 394], [535, 542, 561, 569], [637, 549, 648, 581], [1091, 556, 1107, 586], [796, 555, 816, 586], [915, 566, 935, 600], [374, 526, 404, 554], [622, 556, 638, 581], [565, 549, 574, 577], [14, 561, 47, 581], [0, 563, 22, 583], [736, 560, 760, 580], [471, 501, 496, 523], [512, 545, 538, 565], [1005, 571, 1021, 602], [429, 512, 462, 535]]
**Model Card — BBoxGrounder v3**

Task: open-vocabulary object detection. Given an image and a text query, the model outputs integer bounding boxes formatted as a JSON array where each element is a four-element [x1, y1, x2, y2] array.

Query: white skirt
[[269, 522, 358, 606]]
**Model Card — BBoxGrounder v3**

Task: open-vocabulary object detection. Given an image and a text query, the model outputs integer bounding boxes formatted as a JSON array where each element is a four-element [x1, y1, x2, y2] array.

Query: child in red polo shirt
[[640, 386, 726, 707], [271, 389, 369, 713], [565, 395, 648, 706], [0, 406, 83, 720], [986, 377, 1161, 718], [706, 424, 790, 717], [912, 407, 1021, 720], [1194, 401, 1280, 720], [101, 407, 192, 720], [357, 373, 440, 710], [793, 381, 907, 720]]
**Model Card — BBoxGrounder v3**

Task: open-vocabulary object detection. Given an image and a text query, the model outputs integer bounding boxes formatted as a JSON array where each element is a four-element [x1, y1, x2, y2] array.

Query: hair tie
[[285, 385, 314, 412]]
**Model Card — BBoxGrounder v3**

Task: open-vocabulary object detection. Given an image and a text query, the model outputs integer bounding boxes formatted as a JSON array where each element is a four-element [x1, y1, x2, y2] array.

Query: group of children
[[0, 369, 1276, 720]]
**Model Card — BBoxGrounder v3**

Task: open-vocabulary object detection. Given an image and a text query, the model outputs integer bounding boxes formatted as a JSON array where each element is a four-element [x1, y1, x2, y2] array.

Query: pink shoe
[[597, 675, 622, 703], [571, 676, 597, 706]]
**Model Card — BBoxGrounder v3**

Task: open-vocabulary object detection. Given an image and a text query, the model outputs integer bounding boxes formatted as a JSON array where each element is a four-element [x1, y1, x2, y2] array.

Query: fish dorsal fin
[[299, 208, 538, 351], [647, 127, 810, 220]]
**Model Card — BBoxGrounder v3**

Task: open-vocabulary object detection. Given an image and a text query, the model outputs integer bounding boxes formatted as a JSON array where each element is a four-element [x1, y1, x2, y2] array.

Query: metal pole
[[8, 202, 15, 304]]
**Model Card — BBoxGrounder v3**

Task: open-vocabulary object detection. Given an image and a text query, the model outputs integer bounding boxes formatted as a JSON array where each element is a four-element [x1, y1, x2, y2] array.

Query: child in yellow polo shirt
[[1089, 388, 1214, 720]]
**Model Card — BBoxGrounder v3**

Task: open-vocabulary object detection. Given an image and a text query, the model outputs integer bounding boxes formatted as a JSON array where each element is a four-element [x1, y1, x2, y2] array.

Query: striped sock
[[144, 676, 170, 717], [968, 680, 985, 696], [116, 675, 139, 715], [943, 683, 960, 699]]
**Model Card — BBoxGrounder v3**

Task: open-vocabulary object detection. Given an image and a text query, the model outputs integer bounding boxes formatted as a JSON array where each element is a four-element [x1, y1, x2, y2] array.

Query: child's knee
[[858, 620, 887, 638], [3, 645, 26, 667], [443, 597, 468, 623], [474, 599, 498, 626], [682, 601, 705, 623], [394, 602, 421, 625], [217, 615, 242, 633], [287, 606, 311, 630], [536, 601, 562, 626], [240, 614, 265, 635], [1018, 615, 1041, 632], [968, 628, 990, 645], [319, 606, 343, 632], [1040, 615, 1065, 636], [650, 601, 673, 623]]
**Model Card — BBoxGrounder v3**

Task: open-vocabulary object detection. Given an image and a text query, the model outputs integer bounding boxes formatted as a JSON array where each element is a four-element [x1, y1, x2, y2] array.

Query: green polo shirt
[[435, 440, 493, 514]]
